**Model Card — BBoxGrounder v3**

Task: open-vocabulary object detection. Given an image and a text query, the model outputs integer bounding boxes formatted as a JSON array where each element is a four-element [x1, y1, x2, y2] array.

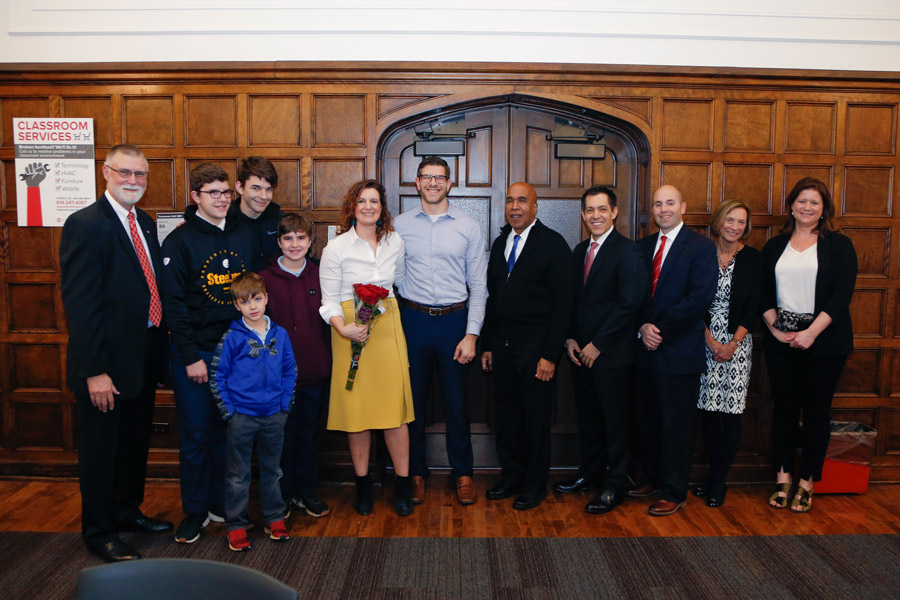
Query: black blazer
[[704, 245, 762, 336], [636, 226, 718, 375], [60, 194, 167, 398], [760, 232, 857, 356], [482, 219, 574, 363], [570, 229, 648, 369]]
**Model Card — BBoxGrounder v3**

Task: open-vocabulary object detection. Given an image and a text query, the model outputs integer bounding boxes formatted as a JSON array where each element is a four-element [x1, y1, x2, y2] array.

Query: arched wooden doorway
[[377, 95, 650, 470]]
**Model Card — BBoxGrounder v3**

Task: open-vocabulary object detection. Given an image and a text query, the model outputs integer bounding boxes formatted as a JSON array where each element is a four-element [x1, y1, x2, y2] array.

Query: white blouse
[[775, 242, 817, 314], [318, 228, 405, 324]]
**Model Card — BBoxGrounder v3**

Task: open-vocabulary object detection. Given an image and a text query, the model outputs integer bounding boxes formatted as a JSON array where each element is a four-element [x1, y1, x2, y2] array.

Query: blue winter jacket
[[210, 319, 297, 419]]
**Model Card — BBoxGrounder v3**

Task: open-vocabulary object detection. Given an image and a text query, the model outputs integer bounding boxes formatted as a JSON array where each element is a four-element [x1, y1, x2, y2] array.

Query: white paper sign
[[14, 118, 96, 227], [156, 212, 186, 245]]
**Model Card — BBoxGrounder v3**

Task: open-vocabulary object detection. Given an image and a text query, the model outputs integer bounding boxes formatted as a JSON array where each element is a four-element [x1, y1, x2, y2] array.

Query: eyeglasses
[[105, 166, 149, 180], [198, 189, 234, 199], [418, 174, 449, 183]]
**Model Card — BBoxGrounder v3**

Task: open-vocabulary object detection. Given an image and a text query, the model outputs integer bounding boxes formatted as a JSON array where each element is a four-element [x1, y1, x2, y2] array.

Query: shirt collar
[[105, 189, 133, 220], [590, 227, 614, 247], [660, 220, 684, 241]]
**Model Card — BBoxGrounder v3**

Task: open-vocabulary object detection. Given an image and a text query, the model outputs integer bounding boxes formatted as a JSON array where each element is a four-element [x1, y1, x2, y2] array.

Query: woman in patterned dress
[[694, 200, 761, 507]]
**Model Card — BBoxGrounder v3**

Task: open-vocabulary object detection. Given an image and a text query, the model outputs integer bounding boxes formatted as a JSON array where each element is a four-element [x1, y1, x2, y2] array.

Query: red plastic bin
[[815, 421, 876, 494]]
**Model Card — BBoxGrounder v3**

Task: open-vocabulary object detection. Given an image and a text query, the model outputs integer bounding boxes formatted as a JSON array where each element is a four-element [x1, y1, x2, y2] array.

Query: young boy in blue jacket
[[210, 272, 297, 552]]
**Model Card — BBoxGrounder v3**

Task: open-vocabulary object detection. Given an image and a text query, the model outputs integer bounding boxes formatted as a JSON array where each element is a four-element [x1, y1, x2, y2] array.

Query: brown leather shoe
[[411, 476, 425, 505], [648, 499, 687, 517], [626, 483, 660, 498], [456, 476, 477, 505]]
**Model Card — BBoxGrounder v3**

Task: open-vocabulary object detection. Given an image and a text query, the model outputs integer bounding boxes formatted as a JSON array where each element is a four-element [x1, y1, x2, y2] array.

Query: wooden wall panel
[[0, 61, 897, 481], [722, 163, 773, 215], [784, 102, 835, 154], [724, 100, 774, 152], [185, 96, 237, 147], [123, 96, 175, 147], [312, 95, 365, 147], [249, 95, 300, 146], [7, 283, 58, 333], [662, 99, 713, 151], [845, 104, 896, 155]]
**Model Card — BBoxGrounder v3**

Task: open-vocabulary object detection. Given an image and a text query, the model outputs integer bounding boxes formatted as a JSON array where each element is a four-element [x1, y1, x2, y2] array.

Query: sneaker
[[208, 507, 225, 523], [227, 528, 251, 552], [293, 492, 330, 518], [265, 520, 290, 541], [174, 513, 210, 544]]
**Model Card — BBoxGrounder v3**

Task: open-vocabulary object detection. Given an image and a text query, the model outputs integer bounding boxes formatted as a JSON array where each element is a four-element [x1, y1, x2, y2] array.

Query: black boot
[[393, 475, 413, 517], [354, 474, 373, 515]]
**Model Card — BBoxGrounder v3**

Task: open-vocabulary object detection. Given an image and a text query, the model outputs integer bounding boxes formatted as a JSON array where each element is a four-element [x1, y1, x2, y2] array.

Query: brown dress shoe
[[648, 499, 687, 516], [626, 483, 660, 498], [411, 476, 426, 505], [456, 476, 477, 505]]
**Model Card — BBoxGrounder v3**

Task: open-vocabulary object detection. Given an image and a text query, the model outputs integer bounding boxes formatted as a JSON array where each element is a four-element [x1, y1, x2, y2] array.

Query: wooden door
[[381, 101, 643, 471]]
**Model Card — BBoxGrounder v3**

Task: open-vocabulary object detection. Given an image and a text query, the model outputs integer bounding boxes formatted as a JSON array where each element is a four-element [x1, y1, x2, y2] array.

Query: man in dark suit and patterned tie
[[629, 184, 717, 516], [480, 182, 573, 511], [558, 186, 648, 514], [60, 144, 173, 562]]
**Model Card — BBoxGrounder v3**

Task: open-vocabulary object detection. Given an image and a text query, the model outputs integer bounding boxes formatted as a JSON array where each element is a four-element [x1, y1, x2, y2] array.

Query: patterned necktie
[[507, 234, 521, 273], [651, 235, 667, 297], [128, 212, 162, 327], [583, 241, 599, 284]]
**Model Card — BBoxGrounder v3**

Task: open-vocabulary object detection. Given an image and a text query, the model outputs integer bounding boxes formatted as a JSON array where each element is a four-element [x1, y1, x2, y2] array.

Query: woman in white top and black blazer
[[760, 177, 857, 513]]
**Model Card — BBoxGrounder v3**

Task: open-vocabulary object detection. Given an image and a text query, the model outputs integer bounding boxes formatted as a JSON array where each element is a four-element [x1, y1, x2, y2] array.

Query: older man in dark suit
[[480, 181, 573, 511], [630, 184, 717, 516], [60, 144, 173, 562], [558, 186, 648, 514]]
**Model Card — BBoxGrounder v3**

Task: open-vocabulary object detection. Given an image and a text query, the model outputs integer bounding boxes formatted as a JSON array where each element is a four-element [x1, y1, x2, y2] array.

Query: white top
[[775, 242, 818, 314], [318, 227, 405, 323], [504, 219, 537, 263], [652, 221, 684, 269]]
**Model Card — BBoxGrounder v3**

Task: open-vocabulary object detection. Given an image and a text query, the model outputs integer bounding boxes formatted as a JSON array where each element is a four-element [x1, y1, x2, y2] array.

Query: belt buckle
[[428, 306, 443, 317]]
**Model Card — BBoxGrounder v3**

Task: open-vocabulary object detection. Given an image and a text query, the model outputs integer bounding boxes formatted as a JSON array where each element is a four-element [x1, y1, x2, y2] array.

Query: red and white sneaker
[[265, 520, 290, 541], [227, 528, 251, 552]]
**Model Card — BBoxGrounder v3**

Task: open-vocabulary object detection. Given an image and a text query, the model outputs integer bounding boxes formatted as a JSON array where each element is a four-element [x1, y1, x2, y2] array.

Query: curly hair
[[337, 179, 394, 242]]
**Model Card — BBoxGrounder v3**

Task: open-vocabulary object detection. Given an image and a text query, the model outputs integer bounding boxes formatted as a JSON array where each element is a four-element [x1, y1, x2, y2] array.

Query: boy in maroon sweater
[[260, 214, 332, 517]]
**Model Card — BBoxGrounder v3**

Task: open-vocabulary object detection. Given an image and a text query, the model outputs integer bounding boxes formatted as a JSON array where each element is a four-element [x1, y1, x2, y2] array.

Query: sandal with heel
[[768, 482, 792, 509]]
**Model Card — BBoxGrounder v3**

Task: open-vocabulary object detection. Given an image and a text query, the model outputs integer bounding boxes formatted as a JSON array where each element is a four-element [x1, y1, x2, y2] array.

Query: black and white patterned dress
[[698, 257, 752, 414]]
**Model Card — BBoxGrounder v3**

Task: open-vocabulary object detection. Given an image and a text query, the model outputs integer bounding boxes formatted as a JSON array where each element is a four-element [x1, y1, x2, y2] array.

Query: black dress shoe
[[119, 515, 174, 533], [87, 539, 141, 562], [706, 483, 727, 508], [554, 476, 595, 494], [512, 491, 547, 511], [706, 496, 724, 508], [485, 483, 522, 501], [585, 490, 624, 515], [692, 484, 708, 498]]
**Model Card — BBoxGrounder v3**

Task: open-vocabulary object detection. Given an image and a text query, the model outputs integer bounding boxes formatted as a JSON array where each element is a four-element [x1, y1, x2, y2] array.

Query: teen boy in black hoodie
[[230, 156, 283, 271], [162, 163, 253, 544]]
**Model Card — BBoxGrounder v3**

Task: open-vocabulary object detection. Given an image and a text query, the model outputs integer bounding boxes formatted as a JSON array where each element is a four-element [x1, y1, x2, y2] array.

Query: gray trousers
[[225, 411, 288, 530]]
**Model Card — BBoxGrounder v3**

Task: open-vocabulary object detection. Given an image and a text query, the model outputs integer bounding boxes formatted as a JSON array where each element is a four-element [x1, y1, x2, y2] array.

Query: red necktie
[[583, 241, 598, 284], [651, 235, 667, 297], [128, 212, 162, 327]]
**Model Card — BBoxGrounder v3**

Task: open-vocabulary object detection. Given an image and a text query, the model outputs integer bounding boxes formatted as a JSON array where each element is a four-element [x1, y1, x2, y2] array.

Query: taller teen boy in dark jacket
[[260, 214, 332, 518]]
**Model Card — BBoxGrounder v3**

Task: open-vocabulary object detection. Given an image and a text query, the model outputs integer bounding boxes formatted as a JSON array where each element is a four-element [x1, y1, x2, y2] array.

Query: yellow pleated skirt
[[326, 297, 414, 432]]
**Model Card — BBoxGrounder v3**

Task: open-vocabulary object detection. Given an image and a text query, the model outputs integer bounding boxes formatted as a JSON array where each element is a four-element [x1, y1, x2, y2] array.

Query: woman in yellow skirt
[[318, 179, 415, 516]]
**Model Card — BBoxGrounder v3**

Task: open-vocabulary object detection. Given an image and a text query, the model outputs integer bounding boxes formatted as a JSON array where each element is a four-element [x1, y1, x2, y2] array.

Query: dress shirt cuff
[[319, 304, 344, 325]]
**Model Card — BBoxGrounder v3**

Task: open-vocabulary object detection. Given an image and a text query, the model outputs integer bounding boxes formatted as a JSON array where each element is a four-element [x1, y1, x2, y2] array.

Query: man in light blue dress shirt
[[394, 156, 488, 506]]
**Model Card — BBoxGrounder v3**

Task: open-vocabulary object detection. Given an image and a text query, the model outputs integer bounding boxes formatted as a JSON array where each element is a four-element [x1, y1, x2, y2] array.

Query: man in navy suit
[[559, 187, 648, 514], [60, 144, 173, 561], [481, 182, 573, 511], [630, 184, 717, 516]]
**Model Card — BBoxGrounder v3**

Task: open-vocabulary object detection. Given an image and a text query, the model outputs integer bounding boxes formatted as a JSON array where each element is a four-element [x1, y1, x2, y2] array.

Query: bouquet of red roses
[[345, 283, 391, 390]]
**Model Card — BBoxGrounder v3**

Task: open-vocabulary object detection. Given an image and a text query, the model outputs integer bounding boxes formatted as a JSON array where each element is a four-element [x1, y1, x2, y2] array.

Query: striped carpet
[[2, 532, 898, 599]]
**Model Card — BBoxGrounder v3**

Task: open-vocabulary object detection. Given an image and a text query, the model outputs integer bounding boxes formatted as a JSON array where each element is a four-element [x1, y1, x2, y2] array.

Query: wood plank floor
[[1, 475, 898, 538]]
